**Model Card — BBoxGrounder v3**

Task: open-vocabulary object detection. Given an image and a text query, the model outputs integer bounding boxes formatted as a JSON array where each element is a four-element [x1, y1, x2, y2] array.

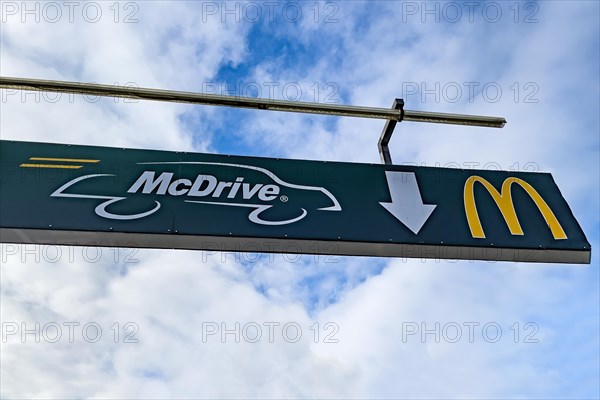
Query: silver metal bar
[[0, 76, 506, 128]]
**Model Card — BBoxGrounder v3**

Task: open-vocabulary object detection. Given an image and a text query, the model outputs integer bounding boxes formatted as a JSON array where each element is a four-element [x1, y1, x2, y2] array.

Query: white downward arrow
[[380, 171, 436, 234]]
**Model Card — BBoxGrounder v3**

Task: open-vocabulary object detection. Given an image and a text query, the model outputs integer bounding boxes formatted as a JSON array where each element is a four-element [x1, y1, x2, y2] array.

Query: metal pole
[[378, 98, 404, 165], [0, 76, 506, 128]]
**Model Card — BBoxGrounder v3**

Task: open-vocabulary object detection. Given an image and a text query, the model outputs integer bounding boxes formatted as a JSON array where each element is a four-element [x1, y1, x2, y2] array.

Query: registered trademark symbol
[[280, 195, 288, 202]]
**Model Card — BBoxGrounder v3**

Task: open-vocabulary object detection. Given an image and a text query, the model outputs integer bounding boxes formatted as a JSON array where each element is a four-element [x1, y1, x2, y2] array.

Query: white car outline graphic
[[51, 161, 342, 226]]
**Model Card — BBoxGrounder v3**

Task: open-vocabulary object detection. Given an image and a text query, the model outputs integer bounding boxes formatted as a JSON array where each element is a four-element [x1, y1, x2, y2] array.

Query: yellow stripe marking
[[29, 157, 100, 163], [20, 163, 83, 169]]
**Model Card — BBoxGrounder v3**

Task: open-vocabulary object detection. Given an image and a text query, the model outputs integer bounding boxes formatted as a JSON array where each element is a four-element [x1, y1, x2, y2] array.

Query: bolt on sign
[[0, 140, 591, 264]]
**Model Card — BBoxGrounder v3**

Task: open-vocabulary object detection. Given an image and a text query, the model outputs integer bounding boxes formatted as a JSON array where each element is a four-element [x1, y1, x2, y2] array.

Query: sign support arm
[[378, 99, 404, 165]]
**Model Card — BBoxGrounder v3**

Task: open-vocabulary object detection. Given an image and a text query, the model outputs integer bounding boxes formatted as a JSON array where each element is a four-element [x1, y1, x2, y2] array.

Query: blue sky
[[1, 1, 599, 398]]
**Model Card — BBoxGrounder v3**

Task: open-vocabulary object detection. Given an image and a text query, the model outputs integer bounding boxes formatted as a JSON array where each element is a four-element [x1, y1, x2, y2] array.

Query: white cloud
[[0, 1, 250, 151]]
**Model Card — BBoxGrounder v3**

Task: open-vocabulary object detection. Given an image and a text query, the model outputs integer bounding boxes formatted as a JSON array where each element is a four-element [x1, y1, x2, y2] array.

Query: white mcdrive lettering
[[51, 162, 341, 225]]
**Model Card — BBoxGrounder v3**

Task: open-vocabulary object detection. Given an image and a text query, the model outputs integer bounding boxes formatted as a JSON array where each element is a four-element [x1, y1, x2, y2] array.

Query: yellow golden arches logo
[[464, 176, 567, 240]]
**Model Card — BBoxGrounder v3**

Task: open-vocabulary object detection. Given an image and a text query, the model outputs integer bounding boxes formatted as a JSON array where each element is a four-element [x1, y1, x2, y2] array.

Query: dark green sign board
[[0, 140, 591, 263]]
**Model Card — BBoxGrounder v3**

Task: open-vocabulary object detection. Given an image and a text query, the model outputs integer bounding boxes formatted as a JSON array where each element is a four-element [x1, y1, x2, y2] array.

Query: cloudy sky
[[1, 1, 599, 398]]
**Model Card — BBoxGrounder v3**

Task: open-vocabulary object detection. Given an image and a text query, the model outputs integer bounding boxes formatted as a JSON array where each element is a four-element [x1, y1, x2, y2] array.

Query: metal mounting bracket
[[377, 99, 404, 165]]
